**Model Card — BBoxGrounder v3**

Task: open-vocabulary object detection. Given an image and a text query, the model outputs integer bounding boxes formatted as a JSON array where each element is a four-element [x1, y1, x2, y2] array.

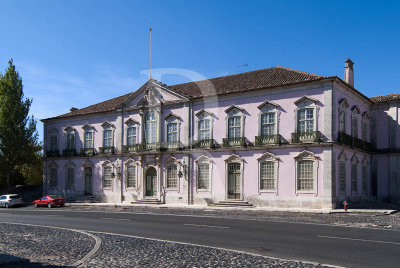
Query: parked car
[[33, 195, 65, 208], [0, 194, 24, 208]]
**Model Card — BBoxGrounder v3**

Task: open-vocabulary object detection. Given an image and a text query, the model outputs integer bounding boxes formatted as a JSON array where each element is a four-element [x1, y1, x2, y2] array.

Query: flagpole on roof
[[149, 27, 152, 80]]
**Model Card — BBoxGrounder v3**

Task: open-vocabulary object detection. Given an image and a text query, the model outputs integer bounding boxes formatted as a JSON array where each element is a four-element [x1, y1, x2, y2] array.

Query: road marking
[[183, 223, 230, 229], [43, 214, 63, 217], [318, 235, 400, 245], [0, 221, 341, 268], [99, 217, 130, 221]]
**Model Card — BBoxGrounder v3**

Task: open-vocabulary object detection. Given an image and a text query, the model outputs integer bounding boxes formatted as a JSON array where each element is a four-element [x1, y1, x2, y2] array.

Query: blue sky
[[1, 1, 400, 142]]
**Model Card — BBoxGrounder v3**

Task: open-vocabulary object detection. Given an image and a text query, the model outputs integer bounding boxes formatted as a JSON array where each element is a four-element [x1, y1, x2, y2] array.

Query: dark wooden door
[[146, 167, 157, 197], [228, 163, 241, 199]]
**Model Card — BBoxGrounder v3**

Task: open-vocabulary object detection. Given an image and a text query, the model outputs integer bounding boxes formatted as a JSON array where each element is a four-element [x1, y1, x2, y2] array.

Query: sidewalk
[[66, 202, 398, 215]]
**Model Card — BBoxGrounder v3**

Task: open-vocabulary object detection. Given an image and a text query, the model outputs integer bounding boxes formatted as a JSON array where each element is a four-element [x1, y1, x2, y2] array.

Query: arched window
[[258, 152, 279, 192], [351, 154, 359, 194], [145, 112, 157, 144], [339, 110, 346, 133], [351, 106, 360, 138]]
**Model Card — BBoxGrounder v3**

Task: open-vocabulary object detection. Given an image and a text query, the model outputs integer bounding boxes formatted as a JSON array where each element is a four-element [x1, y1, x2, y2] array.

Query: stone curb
[[65, 202, 398, 214]]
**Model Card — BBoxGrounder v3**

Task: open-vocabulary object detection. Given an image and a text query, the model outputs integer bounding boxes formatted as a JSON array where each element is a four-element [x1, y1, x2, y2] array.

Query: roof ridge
[[275, 66, 324, 78], [369, 92, 400, 99]]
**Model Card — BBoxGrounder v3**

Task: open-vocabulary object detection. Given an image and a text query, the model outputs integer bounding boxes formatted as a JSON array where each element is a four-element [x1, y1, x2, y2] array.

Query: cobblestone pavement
[[83, 232, 331, 268], [0, 223, 94, 267], [0, 223, 332, 268], [64, 205, 400, 230]]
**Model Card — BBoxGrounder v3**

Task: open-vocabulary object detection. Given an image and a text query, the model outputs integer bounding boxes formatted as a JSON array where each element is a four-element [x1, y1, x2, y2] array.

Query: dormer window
[[145, 111, 157, 144]]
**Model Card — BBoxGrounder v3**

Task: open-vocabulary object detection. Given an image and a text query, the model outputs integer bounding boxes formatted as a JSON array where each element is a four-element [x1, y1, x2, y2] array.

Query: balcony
[[337, 132, 352, 146], [46, 150, 59, 157], [163, 141, 183, 151], [291, 131, 321, 144], [99, 146, 115, 155], [122, 145, 139, 153], [223, 137, 247, 147], [80, 148, 97, 156], [255, 135, 281, 146], [62, 149, 77, 157], [193, 139, 217, 149], [137, 142, 161, 152]]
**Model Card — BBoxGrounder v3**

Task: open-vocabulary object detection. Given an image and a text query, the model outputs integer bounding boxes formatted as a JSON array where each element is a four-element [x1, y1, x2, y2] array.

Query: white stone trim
[[225, 106, 246, 138], [257, 104, 280, 136], [195, 110, 214, 141], [294, 150, 319, 195], [293, 97, 320, 133], [102, 160, 114, 191], [194, 155, 213, 193], [124, 158, 139, 191], [224, 153, 245, 200], [164, 114, 181, 143], [257, 152, 279, 194]]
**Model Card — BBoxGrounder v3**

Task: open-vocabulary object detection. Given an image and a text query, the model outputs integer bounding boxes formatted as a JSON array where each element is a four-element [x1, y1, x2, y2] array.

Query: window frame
[[48, 129, 58, 151], [351, 154, 359, 194], [144, 111, 158, 144], [338, 151, 348, 195], [125, 119, 140, 146], [48, 162, 58, 189], [258, 152, 279, 194], [351, 106, 360, 138], [294, 150, 319, 194], [257, 101, 280, 137], [225, 106, 245, 139], [338, 98, 349, 134], [65, 161, 75, 190], [164, 114, 181, 144], [195, 155, 213, 192], [362, 157, 369, 195], [102, 161, 114, 190], [82, 125, 95, 149], [65, 128, 76, 151], [294, 96, 319, 134], [195, 110, 214, 141]]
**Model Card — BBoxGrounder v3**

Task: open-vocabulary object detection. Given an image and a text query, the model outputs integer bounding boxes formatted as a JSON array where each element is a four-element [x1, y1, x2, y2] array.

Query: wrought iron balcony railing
[[255, 135, 281, 146], [337, 132, 352, 146], [222, 137, 247, 147], [193, 139, 217, 149], [122, 144, 139, 153], [99, 146, 115, 155], [137, 142, 161, 152], [163, 141, 183, 151], [62, 149, 77, 156], [80, 148, 96, 156], [46, 150, 59, 157], [291, 131, 322, 144]]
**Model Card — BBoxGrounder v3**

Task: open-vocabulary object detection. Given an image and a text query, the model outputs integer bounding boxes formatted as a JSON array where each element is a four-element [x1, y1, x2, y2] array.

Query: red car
[[33, 195, 65, 208]]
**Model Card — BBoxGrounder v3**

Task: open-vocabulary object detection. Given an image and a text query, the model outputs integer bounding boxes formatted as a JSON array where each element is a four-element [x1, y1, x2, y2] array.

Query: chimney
[[70, 107, 78, 112], [344, 58, 354, 87]]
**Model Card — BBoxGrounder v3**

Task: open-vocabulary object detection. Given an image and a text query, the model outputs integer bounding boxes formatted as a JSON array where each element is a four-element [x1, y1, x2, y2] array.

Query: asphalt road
[[0, 207, 399, 267]]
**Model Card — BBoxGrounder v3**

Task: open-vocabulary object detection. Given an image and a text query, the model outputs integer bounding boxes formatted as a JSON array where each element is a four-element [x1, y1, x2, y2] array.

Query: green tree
[[0, 59, 41, 189]]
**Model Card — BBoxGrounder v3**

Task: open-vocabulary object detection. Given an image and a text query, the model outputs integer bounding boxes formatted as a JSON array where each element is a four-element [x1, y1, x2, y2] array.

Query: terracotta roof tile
[[369, 93, 400, 103], [169, 66, 324, 98], [43, 66, 326, 121]]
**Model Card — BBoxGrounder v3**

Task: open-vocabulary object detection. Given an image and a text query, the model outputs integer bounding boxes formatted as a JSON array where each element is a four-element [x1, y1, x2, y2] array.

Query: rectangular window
[[339, 111, 345, 133], [103, 166, 113, 188], [167, 164, 178, 189], [198, 164, 210, 189], [66, 167, 74, 189], [362, 165, 367, 194], [84, 131, 93, 148], [50, 135, 58, 151], [361, 121, 367, 141], [50, 168, 57, 188], [351, 117, 358, 138], [167, 123, 178, 143], [351, 164, 358, 193], [261, 113, 275, 136], [198, 119, 211, 140], [126, 166, 136, 188], [66, 133, 75, 150], [260, 162, 275, 190], [339, 162, 346, 192], [127, 126, 137, 146], [298, 109, 314, 133], [228, 116, 241, 138], [297, 160, 314, 191], [103, 129, 113, 147]]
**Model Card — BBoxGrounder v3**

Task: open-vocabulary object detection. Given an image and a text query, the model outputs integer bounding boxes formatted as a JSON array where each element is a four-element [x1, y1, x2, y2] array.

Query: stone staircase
[[208, 200, 254, 208], [131, 198, 163, 205], [67, 195, 101, 203]]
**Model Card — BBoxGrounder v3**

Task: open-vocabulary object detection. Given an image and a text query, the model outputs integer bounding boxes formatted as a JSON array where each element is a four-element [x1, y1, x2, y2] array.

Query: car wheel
[[34, 203, 38, 208], [47, 203, 52, 208], [60, 204, 64, 207], [5, 203, 9, 208]]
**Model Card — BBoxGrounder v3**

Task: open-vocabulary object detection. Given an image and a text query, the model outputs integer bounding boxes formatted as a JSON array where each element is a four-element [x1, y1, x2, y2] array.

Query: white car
[[0, 194, 24, 208]]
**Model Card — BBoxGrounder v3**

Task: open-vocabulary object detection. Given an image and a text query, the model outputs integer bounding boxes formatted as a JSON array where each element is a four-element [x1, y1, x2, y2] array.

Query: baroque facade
[[42, 60, 400, 209]]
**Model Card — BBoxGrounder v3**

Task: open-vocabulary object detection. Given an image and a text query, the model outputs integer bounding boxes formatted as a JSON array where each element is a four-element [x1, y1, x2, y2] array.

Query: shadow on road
[[0, 253, 67, 268]]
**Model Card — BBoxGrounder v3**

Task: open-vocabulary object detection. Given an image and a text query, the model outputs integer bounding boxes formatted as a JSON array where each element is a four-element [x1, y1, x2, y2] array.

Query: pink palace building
[[41, 59, 400, 209]]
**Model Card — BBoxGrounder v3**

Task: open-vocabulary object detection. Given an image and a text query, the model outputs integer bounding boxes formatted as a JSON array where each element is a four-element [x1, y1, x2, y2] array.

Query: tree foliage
[[0, 59, 41, 188]]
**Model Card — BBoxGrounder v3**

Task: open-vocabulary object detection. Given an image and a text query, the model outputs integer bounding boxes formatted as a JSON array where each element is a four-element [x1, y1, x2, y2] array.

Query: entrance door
[[145, 167, 157, 197], [85, 167, 92, 194], [228, 163, 241, 199]]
